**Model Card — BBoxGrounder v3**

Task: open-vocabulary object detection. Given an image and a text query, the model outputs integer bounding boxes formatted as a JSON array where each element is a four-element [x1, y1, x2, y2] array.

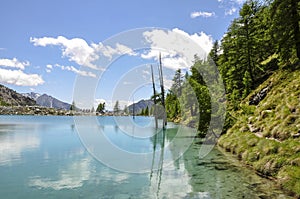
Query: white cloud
[[190, 11, 215, 18], [46, 64, 53, 73], [94, 98, 106, 108], [92, 43, 137, 60], [141, 28, 213, 70], [30, 36, 136, 70], [30, 36, 98, 70], [173, 28, 213, 53], [225, 7, 237, 15], [0, 68, 44, 86], [0, 58, 29, 70], [55, 64, 96, 78], [234, 0, 245, 4]]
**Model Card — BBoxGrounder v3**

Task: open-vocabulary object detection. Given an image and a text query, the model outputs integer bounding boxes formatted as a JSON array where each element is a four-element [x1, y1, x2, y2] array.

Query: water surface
[[0, 116, 291, 198]]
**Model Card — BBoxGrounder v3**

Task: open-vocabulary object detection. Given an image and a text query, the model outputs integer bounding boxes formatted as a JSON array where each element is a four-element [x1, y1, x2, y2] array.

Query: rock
[[249, 86, 269, 105], [248, 124, 260, 133], [0, 84, 36, 106], [292, 133, 300, 138], [260, 110, 273, 119]]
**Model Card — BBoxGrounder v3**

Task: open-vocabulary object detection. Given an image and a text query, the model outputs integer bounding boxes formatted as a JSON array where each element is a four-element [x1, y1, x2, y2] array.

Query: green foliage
[[165, 58, 213, 134], [0, 98, 10, 106], [218, 68, 300, 196], [70, 101, 76, 111], [270, 0, 300, 62], [163, 1, 300, 194], [170, 69, 183, 95], [96, 102, 105, 113], [242, 71, 252, 98], [165, 92, 181, 120], [139, 106, 150, 116]]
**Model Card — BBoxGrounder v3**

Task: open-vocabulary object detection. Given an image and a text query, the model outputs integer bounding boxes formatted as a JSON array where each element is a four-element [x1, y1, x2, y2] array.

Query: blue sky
[[0, 0, 245, 110]]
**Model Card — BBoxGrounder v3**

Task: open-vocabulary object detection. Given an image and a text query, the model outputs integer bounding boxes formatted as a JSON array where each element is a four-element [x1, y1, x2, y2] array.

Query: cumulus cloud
[[30, 36, 136, 70], [30, 36, 98, 70], [0, 68, 44, 86], [0, 58, 29, 70], [55, 64, 96, 78], [141, 28, 213, 70], [190, 11, 215, 18]]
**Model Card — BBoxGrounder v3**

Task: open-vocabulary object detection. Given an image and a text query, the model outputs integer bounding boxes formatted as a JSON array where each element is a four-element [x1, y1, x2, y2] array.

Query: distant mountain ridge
[[23, 92, 71, 110], [0, 84, 36, 106], [128, 99, 154, 114], [22, 92, 41, 101]]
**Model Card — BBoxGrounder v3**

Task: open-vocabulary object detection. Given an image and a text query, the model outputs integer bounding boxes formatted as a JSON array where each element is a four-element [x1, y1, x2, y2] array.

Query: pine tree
[[170, 69, 183, 96], [270, 0, 300, 62], [96, 102, 105, 113], [144, 106, 149, 116], [70, 101, 76, 111], [113, 101, 120, 114]]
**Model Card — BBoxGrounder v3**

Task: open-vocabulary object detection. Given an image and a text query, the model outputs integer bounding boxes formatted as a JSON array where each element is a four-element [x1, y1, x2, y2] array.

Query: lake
[[0, 115, 291, 198]]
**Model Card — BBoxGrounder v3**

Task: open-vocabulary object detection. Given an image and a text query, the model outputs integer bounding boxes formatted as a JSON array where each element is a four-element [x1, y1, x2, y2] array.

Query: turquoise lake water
[[0, 116, 292, 198]]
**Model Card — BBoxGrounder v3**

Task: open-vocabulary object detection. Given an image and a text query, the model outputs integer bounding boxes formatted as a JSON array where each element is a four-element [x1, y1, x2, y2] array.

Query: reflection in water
[[0, 124, 40, 166], [29, 158, 92, 190], [0, 116, 292, 199], [149, 127, 211, 198], [150, 129, 165, 198], [148, 125, 291, 199]]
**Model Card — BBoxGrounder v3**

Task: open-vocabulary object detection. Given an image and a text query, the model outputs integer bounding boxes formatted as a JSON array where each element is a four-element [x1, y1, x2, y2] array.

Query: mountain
[[0, 84, 36, 106], [127, 99, 154, 114], [23, 92, 71, 110], [22, 92, 41, 101], [36, 94, 71, 110]]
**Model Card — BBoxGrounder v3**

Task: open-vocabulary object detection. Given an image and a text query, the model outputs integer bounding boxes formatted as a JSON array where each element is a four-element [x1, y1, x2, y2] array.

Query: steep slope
[[0, 84, 36, 106], [218, 69, 300, 196]]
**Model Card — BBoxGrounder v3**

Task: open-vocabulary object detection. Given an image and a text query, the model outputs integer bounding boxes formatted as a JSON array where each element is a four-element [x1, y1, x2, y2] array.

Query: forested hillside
[[164, 0, 300, 196]]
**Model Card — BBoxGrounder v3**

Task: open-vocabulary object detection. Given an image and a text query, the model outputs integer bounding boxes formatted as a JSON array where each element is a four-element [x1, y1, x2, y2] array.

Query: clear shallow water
[[0, 115, 291, 199]]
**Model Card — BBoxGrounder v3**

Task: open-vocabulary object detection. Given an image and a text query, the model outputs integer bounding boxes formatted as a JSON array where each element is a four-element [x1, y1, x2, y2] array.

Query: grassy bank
[[218, 68, 300, 197]]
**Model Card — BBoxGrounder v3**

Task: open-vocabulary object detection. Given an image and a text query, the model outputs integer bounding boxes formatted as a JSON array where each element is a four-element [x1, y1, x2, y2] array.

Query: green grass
[[0, 98, 10, 106], [218, 68, 300, 197]]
